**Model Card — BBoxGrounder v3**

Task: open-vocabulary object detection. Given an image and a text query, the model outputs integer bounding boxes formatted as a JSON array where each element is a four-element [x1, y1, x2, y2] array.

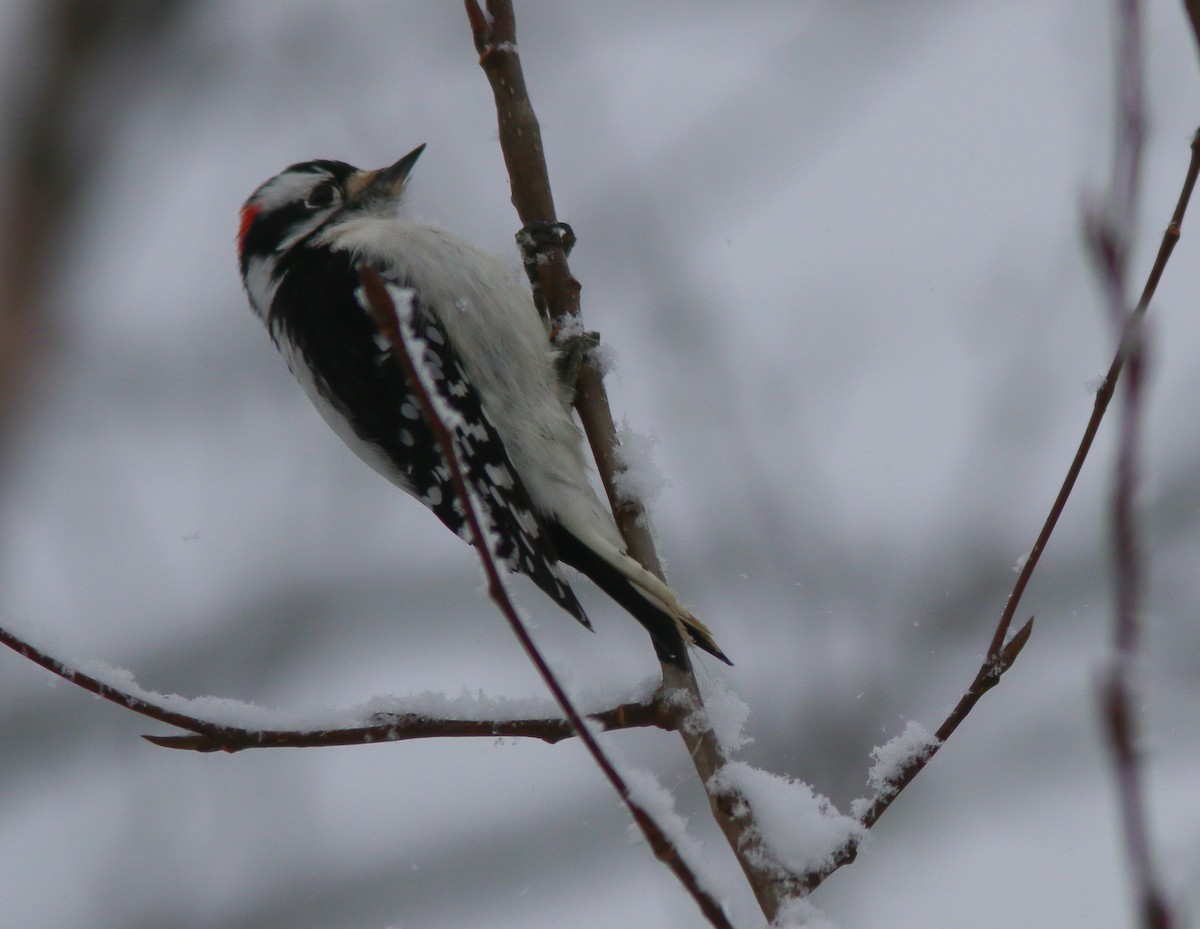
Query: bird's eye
[[305, 183, 339, 210]]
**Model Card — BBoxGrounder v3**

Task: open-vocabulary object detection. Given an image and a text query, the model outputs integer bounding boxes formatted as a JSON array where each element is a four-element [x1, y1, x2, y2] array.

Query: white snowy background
[[1, 2, 1199, 927]]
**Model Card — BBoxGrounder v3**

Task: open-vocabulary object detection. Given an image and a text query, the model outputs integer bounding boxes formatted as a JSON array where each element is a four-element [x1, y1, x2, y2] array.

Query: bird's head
[[237, 144, 425, 313]]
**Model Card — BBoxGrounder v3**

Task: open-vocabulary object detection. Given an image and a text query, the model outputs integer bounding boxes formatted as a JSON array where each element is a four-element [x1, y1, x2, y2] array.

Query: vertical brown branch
[[464, 0, 660, 570], [463, 1, 791, 921]]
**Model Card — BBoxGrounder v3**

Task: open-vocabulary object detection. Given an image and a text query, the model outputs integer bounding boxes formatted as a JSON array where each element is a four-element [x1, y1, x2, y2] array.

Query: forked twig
[[799, 76, 1200, 907], [800, 616, 1035, 892], [864, 618, 1035, 830]]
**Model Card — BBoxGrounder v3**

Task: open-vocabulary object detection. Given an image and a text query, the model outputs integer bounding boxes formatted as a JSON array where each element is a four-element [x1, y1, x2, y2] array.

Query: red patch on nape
[[237, 202, 261, 255]]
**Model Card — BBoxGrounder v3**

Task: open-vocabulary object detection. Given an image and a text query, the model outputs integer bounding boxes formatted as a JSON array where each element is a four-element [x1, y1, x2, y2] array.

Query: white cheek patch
[[254, 171, 327, 212]]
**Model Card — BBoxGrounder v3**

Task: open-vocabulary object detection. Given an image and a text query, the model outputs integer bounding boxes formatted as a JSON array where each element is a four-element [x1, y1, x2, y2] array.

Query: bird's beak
[[348, 143, 426, 204]]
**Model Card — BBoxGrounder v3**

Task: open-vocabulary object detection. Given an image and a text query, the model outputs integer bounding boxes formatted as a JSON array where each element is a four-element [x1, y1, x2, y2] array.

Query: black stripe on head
[[238, 160, 361, 275]]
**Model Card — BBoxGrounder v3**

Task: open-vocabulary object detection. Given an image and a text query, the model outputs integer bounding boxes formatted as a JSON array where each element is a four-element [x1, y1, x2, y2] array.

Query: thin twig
[[1100, 316, 1171, 925], [0, 621, 662, 751], [867, 616, 1035, 830], [143, 703, 662, 752], [987, 124, 1200, 662], [798, 99, 1200, 908], [1093, 3, 1174, 927], [799, 616, 1035, 893], [0, 623, 246, 741]]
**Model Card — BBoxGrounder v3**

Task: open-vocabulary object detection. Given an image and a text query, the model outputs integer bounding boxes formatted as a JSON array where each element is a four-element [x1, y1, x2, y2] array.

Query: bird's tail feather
[[550, 526, 731, 667]]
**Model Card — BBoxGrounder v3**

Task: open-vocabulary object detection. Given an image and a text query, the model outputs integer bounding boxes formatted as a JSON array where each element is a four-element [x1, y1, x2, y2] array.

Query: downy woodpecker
[[237, 145, 727, 667]]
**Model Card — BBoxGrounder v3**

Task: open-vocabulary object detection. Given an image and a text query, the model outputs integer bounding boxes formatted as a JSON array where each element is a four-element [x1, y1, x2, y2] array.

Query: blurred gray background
[[1, 2, 1198, 927]]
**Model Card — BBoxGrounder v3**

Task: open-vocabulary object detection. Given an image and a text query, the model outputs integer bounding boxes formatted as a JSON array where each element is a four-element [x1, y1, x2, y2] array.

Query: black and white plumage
[[237, 145, 727, 667]]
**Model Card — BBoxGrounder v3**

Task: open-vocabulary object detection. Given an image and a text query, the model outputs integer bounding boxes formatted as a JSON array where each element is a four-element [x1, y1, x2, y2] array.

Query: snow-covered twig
[[794, 613, 1034, 895], [0, 620, 664, 751], [356, 265, 734, 929]]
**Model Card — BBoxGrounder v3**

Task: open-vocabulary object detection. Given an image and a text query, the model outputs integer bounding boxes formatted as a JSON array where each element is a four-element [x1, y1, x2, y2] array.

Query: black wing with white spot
[[267, 243, 588, 626]]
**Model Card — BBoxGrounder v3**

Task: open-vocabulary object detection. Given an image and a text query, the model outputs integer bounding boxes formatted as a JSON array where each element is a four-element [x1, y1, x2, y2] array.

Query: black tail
[[550, 527, 730, 668]]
